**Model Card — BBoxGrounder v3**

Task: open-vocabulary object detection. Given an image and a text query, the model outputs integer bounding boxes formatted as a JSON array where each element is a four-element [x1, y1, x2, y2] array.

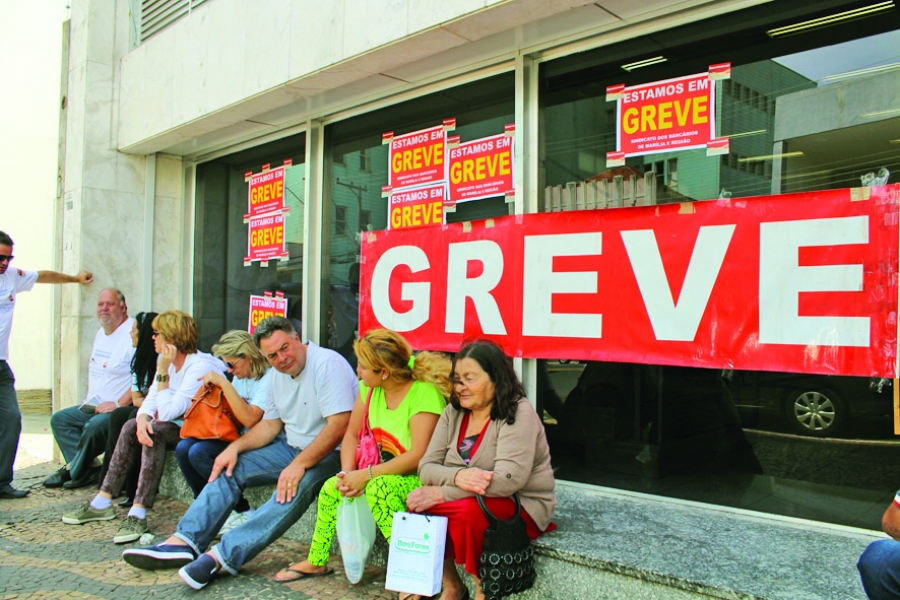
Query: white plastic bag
[[336, 495, 377, 584]]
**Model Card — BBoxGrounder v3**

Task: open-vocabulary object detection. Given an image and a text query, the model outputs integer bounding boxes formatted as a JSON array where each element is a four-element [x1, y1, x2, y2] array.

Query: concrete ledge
[[158, 453, 881, 599]]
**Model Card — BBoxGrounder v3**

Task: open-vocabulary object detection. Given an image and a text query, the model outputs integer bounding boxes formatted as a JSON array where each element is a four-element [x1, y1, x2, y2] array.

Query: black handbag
[[477, 493, 536, 600]]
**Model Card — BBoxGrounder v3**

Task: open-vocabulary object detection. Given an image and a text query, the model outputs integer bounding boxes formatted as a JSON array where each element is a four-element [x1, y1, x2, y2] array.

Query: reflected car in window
[[728, 370, 893, 438]]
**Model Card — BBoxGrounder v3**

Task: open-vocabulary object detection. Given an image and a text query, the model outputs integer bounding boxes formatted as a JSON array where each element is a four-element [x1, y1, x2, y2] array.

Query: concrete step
[[157, 453, 882, 600]]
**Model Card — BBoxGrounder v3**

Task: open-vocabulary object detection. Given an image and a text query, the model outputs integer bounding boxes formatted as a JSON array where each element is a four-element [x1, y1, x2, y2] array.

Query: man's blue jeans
[[49, 405, 111, 479], [859, 538, 900, 599], [0, 361, 21, 489], [176, 437, 252, 513], [173, 436, 340, 574]]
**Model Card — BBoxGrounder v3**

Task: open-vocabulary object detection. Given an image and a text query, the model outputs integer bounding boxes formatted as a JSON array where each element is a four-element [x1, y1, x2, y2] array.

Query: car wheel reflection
[[786, 388, 846, 437]]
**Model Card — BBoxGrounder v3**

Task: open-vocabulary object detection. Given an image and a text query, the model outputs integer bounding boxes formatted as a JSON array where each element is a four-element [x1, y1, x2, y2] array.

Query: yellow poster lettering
[[692, 96, 708, 124], [623, 97, 709, 134], [251, 309, 278, 326], [250, 225, 284, 248], [251, 180, 283, 205], [623, 107, 640, 134], [657, 102, 673, 129], [392, 142, 444, 175], [674, 99, 692, 126], [449, 153, 512, 184], [640, 105, 657, 132]]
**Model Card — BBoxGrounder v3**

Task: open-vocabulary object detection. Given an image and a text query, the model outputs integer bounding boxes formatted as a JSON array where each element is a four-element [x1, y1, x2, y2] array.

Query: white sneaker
[[218, 510, 252, 537]]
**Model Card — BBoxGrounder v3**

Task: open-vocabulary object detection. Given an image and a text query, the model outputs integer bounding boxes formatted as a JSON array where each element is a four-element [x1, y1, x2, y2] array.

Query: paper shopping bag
[[385, 512, 447, 597]]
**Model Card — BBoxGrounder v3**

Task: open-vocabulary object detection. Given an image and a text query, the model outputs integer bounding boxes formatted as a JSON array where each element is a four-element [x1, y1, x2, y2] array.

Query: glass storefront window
[[322, 74, 515, 365], [538, 2, 900, 528], [193, 133, 306, 351]]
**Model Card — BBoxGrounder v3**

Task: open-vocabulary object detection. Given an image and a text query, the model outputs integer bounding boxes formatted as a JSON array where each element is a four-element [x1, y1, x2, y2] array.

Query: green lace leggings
[[307, 473, 422, 566]]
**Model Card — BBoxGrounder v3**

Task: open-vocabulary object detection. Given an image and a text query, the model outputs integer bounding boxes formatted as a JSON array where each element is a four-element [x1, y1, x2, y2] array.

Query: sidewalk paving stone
[[1, 463, 397, 600]]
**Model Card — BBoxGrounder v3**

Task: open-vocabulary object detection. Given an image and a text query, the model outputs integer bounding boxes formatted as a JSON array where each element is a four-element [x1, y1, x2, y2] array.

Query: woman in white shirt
[[61, 310, 226, 544]]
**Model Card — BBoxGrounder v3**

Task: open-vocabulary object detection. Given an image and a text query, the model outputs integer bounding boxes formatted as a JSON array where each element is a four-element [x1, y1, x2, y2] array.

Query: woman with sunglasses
[[97, 311, 159, 507], [62, 310, 226, 544], [176, 329, 271, 534]]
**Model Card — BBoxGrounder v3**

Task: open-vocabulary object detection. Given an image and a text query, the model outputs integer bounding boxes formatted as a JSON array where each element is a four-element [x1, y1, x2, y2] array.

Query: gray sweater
[[418, 399, 557, 530]]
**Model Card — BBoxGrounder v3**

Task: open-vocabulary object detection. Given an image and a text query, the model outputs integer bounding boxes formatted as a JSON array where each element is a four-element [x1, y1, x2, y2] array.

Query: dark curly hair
[[131, 312, 159, 395], [449, 340, 525, 425]]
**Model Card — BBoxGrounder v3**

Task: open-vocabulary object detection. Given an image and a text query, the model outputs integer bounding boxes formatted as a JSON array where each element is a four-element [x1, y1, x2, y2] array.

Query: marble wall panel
[[407, 0, 499, 33], [63, 62, 87, 193], [240, 0, 292, 96], [115, 153, 145, 196], [78, 188, 144, 316], [57, 314, 81, 408], [84, 0, 117, 66], [156, 155, 184, 200], [151, 194, 185, 312], [177, 1, 247, 123], [67, 0, 90, 69], [342, 0, 408, 58], [289, 1, 345, 80]]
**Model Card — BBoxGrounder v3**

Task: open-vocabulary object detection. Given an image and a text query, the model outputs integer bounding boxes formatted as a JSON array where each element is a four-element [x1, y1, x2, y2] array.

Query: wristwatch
[[156, 374, 170, 383]]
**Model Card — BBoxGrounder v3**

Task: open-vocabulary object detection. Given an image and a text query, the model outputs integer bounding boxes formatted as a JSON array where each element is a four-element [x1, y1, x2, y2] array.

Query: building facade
[[59, 0, 900, 529]]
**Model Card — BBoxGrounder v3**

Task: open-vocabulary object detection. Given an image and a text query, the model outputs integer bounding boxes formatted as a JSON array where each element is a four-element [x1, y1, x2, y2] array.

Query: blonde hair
[[354, 328, 451, 398], [152, 310, 198, 354], [212, 330, 269, 380]]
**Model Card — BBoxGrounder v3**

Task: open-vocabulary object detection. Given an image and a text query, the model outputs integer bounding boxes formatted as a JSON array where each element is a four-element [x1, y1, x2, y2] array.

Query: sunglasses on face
[[0, 255, 13, 263]]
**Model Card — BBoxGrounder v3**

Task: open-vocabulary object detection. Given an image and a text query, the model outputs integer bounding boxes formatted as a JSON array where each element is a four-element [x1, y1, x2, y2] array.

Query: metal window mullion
[[303, 120, 326, 345]]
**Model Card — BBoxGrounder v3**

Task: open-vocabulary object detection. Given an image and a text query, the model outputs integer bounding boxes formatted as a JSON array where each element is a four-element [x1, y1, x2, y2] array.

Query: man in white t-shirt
[[124, 317, 357, 591], [44, 288, 135, 490], [0, 230, 93, 499]]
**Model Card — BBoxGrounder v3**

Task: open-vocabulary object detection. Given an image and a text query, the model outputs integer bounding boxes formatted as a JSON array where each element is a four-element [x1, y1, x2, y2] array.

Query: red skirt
[[425, 496, 556, 576]]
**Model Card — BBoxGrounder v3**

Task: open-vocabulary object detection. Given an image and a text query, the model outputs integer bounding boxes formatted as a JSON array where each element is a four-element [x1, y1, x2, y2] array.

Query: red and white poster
[[248, 292, 288, 334], [388, 184, 446, 230], [359, 185, 900, 378], [385, 122, 452, 190], [247, 165, 286, 217], [606, 64, 729, 167], [245, 212, 288, 263], [447, 131, 515, 204]]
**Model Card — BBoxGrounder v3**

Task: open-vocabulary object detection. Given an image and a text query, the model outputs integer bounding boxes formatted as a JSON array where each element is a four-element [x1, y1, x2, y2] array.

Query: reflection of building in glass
[[772, 69, 900, 193], [542, 61, 815, 206]]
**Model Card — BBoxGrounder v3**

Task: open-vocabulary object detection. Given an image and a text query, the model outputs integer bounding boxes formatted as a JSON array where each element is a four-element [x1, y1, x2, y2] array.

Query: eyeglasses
[[225, 357, 242, 370], [0, 255, 13, 263]]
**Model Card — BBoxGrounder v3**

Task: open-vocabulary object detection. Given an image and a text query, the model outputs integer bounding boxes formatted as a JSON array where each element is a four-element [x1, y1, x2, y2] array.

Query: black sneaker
[[122, 543, 197, 570], [179, 554, 219, 590]]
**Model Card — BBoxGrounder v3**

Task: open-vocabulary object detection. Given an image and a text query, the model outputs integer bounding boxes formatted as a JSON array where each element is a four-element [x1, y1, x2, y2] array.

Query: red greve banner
[[359, 185, 900, 378]]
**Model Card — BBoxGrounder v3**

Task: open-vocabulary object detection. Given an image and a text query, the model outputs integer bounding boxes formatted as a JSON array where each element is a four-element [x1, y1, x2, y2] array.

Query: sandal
[[274, 565, 334, 582]]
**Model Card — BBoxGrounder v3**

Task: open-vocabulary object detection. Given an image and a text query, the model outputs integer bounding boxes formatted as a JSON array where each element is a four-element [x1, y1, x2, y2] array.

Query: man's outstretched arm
[[36, 270, 92, 284]]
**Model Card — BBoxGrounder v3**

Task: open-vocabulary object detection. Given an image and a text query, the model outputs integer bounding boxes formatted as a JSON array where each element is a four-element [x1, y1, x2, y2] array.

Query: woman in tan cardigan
[[407, 340, 557, 600]]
